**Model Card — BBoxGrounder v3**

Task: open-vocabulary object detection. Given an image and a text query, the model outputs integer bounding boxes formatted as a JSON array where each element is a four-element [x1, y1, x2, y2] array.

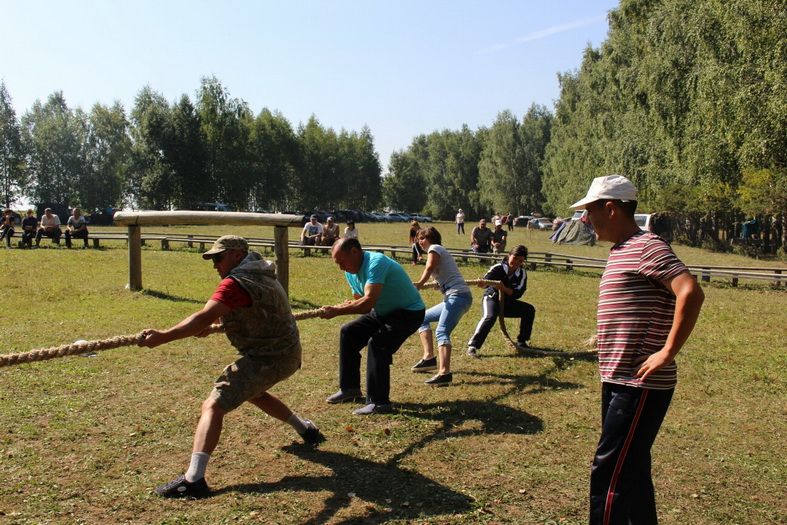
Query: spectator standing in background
[[455, 209, 465, 234]]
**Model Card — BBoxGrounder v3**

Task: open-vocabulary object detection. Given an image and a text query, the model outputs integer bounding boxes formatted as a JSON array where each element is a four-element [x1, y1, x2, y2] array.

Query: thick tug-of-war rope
[[0, 279, 594, 368], [0, 310, 328, 369]]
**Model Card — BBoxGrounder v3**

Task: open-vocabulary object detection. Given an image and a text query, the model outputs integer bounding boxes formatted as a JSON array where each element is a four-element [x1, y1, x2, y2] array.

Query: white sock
[[184, 452, 210, 482], [287, 413, 308, 434]]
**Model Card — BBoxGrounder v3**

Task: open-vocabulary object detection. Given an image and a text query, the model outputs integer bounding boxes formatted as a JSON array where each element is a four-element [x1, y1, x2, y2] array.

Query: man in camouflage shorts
[[139, 235, 324, 498]]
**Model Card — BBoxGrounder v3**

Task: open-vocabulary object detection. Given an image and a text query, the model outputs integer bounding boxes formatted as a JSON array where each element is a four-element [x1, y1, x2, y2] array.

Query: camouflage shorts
[[209, 350, 301, 412]]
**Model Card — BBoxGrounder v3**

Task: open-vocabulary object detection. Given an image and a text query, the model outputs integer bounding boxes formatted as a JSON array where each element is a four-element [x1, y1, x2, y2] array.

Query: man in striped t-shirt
[[571, 175, 704, 525]]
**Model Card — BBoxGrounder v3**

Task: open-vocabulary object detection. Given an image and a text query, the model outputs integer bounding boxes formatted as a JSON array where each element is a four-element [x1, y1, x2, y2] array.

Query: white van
[[635, 213, 653, 232]]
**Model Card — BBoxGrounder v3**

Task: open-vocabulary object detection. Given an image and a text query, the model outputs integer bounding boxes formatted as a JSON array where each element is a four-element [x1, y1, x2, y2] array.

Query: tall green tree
[[169, 95, 209, 209], [297, 116, 341, 210], [82, 101, 131, 211], [0, 82, 26, 208], [382, 148, 427, 213], [130, 86, 174, 209], [21, 92, 86, 208], [247, 108, 299, 211], [197, 76, 252, 210], [478, 110, 527, 215]]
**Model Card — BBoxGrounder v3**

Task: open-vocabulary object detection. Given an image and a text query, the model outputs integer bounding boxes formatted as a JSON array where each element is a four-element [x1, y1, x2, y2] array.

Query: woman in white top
[[343, 220, 358, 239], [411, 226, 473, 386]]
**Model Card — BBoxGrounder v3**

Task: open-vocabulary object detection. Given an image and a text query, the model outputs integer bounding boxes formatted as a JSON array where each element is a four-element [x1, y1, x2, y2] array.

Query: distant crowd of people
[[300, 214, 358, 246], [1, 207, 89, 249]]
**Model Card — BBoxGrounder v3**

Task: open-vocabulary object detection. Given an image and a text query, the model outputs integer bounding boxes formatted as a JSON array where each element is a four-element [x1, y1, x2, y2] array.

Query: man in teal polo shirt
[[319, 238, 425, 415]]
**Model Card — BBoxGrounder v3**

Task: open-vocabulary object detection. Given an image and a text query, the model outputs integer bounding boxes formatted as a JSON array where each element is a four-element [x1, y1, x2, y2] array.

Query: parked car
[[531, 218, 553, 230], [569, 210, 586, 221], [635, 213, 653, 232], [411, 214, 432, 223], [514, 215, 534, 227]]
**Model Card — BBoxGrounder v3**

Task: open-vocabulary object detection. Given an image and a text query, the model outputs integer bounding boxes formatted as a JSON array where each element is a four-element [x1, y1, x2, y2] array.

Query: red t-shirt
[[210, 277, 252, 309]]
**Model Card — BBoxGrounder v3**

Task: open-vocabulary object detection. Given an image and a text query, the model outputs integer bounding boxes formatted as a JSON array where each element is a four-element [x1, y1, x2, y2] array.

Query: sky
[[1, 0, 619, 170]]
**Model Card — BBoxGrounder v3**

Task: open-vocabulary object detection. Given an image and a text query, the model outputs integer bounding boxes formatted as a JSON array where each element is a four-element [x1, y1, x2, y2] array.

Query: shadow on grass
[[215, 445, 473, 524], [391, 397, 545, 469], [290, 297, 324, 310], [478, 345, 598, 364], [459, 368, 584, 397], [140, 289, 203, 304]]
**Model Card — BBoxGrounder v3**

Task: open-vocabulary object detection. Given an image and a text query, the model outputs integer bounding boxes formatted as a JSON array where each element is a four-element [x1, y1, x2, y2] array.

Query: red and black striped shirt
[[597, 231, 689, 390]]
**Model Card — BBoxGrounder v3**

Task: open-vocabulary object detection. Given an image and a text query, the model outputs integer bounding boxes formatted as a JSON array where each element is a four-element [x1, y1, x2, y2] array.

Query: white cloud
[[477, 14, 607, 55]]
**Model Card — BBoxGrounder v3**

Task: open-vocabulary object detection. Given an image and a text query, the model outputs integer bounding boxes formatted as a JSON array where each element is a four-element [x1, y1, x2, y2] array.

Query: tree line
[[0, 76, 382, 214], [1, 0, 784, 253], [541, 0, 786, 252]]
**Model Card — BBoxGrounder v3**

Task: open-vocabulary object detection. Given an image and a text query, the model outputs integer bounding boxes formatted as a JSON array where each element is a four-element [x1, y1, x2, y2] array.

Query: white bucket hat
[[570, 174, 638, 209]]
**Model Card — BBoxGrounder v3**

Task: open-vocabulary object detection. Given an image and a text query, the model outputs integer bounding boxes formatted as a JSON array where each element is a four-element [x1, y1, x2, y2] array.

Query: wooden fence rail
[[82, 232, 785, 288]]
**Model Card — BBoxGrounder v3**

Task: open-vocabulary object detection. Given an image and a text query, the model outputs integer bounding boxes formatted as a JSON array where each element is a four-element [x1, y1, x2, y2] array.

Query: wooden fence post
[[274, 226, 289, 294], [128, 225, 142, 291]]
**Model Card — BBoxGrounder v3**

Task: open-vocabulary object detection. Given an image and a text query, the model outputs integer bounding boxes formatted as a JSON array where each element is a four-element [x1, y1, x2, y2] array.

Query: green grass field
[[0, 223, 785, 524]]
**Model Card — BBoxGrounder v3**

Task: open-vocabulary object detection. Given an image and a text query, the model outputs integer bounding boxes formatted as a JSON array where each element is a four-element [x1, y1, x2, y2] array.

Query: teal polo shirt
[[345, 251, 425, 316]]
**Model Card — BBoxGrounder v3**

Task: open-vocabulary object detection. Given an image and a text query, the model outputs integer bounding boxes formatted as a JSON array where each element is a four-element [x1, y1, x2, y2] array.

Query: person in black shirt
[[466, 245, 536, 357], [21, 210, 38, 248]]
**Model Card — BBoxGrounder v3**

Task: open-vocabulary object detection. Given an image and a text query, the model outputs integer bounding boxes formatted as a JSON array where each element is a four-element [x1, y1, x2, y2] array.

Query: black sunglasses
[[211, 252, 226, 263]]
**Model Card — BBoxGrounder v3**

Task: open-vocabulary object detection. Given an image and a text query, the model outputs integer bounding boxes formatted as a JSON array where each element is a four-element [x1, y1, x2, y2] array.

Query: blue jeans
[[418, 292, 473, 346]]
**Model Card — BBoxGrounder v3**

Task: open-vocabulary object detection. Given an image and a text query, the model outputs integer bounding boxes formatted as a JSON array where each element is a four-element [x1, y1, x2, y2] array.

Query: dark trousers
[[65, 229, 89, 248], [411, 242, 423, 263], [339, 308, 424, 404], [35, 228, 61, 245], [589, 383, 674, 525], [457, 223, 465, 234], [21, 230, 35, 247], [0, 227, 13, 246], [468, 295, 535, 349]]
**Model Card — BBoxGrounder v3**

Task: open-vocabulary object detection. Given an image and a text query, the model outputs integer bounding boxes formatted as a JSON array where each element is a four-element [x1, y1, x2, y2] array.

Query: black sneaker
[[517, 340, 531, 350], [411, 357, 437, 372], [466, 346, 479, 358], [325, 389, 364, 404], [353, 403, 394, 416], [154, 475, 210, 498], [298, 420, 326, 446], [425, 373, 453, 386]]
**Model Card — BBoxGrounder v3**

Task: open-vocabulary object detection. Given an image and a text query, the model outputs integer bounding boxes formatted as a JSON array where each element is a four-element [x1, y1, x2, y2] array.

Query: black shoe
[[353, 403, 394, 415], [425, 373, 453, 386], [466, 346, 479, 358], [154, 475, 210, 498], [325, 389, 364, 404], [411, 356, 437, 373], [298, 420, 326, 446], [517, 340, 531, 349]]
